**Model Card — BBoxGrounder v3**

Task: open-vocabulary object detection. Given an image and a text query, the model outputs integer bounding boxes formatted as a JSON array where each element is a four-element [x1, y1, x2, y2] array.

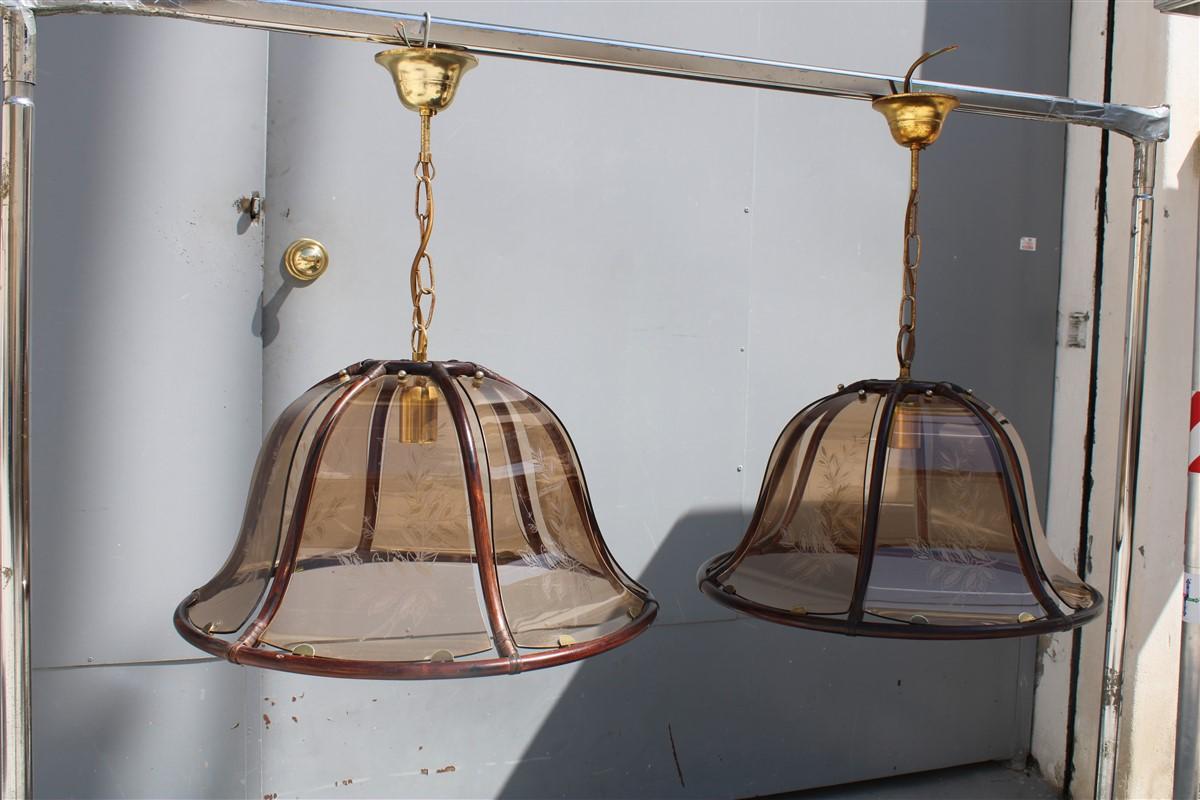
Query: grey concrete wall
[[28, 2, 1070, 798]]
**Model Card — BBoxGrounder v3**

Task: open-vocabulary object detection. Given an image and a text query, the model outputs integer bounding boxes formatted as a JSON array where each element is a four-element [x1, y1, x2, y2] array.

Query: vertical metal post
[[0, 7, 33, 799], [1173, 173, 1200, 800], [1094, 138, 1157, 800]]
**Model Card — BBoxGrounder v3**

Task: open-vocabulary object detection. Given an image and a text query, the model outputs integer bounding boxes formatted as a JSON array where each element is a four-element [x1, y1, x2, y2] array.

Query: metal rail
[[0, 1, 1171, 798], [31, 0, 1169, 141]]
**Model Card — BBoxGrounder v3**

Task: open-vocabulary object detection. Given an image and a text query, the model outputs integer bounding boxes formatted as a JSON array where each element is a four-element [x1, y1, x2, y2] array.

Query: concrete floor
[[773, 762, 1059, 799]]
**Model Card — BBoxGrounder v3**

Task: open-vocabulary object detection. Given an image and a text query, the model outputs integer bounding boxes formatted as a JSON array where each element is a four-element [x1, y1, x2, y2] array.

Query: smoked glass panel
[[864, 394, 1044, 626], [720, 392, 882, 615], [991, 406, 1095, 611], [187, 379, 341, 634], [460, 376, 644, 648], [262, 374, 492, 661]]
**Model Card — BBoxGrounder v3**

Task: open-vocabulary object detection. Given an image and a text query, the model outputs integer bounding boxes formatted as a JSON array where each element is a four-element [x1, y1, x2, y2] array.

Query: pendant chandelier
[[698, 48, 1103, 639], [175, 40, 656, 678]]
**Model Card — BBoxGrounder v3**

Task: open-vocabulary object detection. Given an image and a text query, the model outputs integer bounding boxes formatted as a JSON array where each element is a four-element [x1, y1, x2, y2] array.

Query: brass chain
[[896, 145, 921, 380], [410, 109, 437, 361]]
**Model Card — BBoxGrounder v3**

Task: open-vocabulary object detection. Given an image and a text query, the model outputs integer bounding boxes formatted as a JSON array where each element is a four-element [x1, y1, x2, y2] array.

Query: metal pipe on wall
[[1093, 139, 1158, 800], [0, 7, 33, 799]]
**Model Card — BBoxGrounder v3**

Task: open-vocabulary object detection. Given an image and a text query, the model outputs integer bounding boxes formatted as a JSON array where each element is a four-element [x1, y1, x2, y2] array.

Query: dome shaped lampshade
[[699, 379, 1101, 638], [176, 360, 657, 678]]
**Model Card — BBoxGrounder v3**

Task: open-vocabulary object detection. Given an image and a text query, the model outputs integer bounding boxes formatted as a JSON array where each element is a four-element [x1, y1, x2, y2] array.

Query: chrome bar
[[0, 7, 32, 799], [1173, 192, 1200, 798], [29, 0, 1168, 141], [1094, 140, 1158, 800]]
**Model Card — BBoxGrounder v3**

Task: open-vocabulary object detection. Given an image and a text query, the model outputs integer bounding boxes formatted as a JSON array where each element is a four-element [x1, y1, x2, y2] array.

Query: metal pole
[[1173, 175, 1200, 800], [1094, 139, 1157, 800], [31, 0, 1169, 142], [0, 7, 32, 799]]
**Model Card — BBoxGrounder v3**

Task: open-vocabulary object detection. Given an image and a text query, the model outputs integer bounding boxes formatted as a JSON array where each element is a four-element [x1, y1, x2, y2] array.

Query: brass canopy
[[872, 93, 960, 148], [872, 45, 960, 149], [375, 47, 477, 114]]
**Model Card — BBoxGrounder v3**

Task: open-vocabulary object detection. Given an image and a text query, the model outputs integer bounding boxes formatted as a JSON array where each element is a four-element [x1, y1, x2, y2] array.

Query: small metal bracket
[[1102, 667, 1123, 707], [236, 191, 263, 223], [1067, 311, 1091, 348]]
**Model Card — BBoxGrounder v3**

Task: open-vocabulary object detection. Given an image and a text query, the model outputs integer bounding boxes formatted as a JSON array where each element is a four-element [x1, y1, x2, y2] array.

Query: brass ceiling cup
[[374, 47, 477, 114], [871, 46, 960, 149], [174, 41, 657, 679], [698, 47, 1103, 640], [872, 93, 959, 148]]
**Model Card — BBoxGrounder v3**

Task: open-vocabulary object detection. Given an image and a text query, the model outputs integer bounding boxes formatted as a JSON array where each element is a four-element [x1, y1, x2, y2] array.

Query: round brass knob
[[284, 238, 329, 282]]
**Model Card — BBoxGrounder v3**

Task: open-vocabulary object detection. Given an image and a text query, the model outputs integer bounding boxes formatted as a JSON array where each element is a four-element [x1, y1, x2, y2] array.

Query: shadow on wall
[[496, 509, 1033, 800]]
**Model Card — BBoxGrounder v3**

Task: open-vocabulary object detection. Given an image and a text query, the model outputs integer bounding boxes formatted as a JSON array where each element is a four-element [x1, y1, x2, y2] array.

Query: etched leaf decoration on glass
[[783, 444, 859, 580], [911, 436, 1003, 597]]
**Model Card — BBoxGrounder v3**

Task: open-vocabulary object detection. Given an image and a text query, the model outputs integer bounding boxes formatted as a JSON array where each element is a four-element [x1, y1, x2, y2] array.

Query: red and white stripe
[[1190, 391, 1200, 473]]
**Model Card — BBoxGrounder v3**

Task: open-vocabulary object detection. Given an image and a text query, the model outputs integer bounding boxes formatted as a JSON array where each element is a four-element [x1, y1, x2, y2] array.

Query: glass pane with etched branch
[[864, 395, 1043, 625], [185, 379, 344, 635], [460, 376, 644, 648], [717, 392, 882, 615], [261, 375, 492, 661], [987, 402, 1096, 613]]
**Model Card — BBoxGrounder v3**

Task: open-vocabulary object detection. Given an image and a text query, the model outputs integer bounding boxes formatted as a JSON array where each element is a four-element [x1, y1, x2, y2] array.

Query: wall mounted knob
[[284, 238, 329, 282]]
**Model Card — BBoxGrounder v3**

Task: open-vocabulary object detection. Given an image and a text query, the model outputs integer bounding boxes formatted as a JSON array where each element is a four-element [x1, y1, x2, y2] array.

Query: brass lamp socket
[[398, 378, 440, 444], [888, 401, 922, 450], [872, 93, 959, 149], [375, 47, 478, 114]]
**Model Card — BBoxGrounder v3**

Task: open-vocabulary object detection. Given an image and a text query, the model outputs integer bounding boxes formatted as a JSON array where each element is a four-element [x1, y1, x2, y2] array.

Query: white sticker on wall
[[1185, 572, 1200, 624], [1019, 236, 1038, 252]]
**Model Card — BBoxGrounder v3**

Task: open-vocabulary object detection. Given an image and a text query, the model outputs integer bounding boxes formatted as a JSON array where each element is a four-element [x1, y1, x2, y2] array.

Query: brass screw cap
[[284, 238, 329, 282], [375, 47, 477, 114]]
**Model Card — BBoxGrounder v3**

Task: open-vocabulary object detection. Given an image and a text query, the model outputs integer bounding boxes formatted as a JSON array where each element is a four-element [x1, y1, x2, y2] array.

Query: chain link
[[410, 110, 436, 361], [896, 146, 921, 379]]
